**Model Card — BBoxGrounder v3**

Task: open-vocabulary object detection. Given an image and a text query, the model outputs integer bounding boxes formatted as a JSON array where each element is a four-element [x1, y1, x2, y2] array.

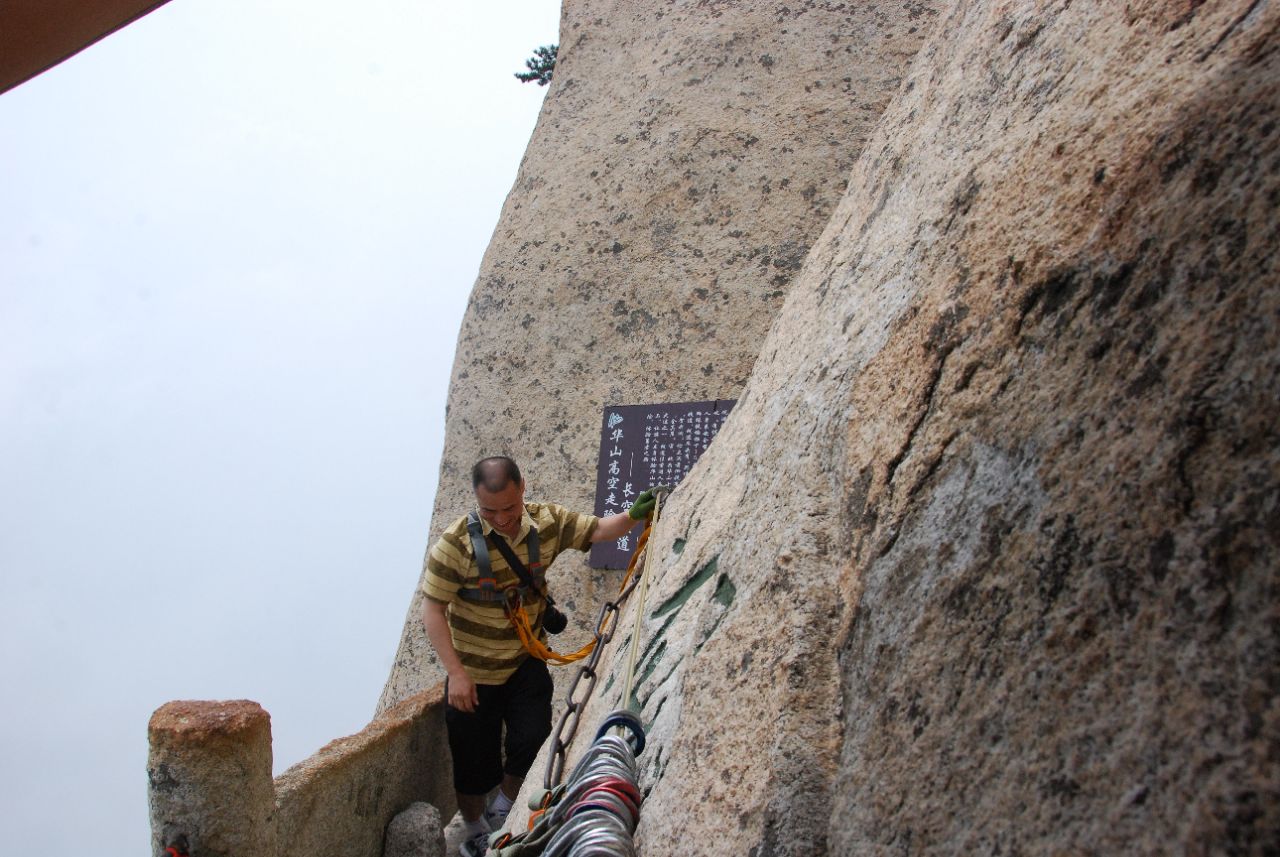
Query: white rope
[[620, 490, 664, 710]]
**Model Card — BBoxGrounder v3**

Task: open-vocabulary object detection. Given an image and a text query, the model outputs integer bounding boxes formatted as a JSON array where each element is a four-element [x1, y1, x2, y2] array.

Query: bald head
[[472, 456, 523, 494]]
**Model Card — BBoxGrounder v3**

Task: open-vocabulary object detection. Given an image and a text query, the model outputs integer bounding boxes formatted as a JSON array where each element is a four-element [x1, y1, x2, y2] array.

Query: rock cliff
[[387, 1, 1279, 854], [381, 0, 942, 710]]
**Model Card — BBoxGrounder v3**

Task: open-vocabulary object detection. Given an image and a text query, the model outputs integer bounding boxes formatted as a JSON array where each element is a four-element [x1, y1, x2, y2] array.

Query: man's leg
[[479, 773, 523, 833], [444, 679, 504, 824], [456, 792, 488, 823], [489, 657, 553, 829], [498, 773, 523, 800]]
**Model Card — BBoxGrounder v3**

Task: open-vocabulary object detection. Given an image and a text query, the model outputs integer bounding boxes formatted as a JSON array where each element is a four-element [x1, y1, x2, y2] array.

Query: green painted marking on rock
[[712, 573, 736, 608], [692, 574, 737, 656], [628, 640, 667, 711], [651, 554, 720, 618], [635, 611, 678, 671]]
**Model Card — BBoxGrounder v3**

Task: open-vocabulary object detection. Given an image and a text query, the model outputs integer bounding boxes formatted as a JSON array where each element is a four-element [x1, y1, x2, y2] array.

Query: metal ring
[[595, 709, 646, 756]]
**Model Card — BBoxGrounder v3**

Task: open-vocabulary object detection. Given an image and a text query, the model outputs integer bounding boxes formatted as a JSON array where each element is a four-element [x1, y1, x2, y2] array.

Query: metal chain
[[544, 525, 650, 789], [543, 480, 672, 791]]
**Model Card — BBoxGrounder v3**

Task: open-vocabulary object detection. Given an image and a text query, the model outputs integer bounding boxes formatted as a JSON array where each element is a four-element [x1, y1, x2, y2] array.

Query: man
[[421, 456, 655, 857]]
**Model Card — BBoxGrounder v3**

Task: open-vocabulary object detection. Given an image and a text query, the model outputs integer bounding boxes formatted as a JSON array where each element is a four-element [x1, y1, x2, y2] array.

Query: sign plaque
[[589, 399, 735, 569]]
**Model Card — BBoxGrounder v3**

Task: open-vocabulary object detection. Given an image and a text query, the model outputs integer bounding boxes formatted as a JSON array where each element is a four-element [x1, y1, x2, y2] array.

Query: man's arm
[[590, 511, 638, 543], [421, 599, 479, 712], [589, 488, 664, 543]]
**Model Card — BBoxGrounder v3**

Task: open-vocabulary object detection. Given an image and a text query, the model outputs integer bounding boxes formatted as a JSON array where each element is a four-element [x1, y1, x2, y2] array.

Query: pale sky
[[0, 1, 560, 852]]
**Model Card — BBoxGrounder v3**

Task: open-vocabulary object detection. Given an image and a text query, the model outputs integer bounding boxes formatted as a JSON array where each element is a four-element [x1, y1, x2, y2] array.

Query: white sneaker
[[460, 826, 492, 857], [483, 796, 511, 832]]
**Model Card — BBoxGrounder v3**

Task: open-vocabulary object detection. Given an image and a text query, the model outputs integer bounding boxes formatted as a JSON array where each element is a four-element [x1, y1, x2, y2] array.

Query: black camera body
[[542, 603, 569, 635]]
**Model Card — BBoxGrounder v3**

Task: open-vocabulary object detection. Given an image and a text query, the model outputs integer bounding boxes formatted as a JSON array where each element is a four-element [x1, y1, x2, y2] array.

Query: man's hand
[[447, 669, 480, 713], [591, 488, 672, 543], [422, 599, 480, 711], [628, 488, 658, 520]]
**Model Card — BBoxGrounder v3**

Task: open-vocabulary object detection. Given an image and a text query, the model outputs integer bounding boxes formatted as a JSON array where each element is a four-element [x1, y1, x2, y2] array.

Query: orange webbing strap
[[507, 522, 652, 665]]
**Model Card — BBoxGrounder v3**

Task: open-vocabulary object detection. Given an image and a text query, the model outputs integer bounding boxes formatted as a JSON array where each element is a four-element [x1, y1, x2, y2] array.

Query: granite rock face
[[820, 5, 1280, 852], [380, 0, 942, 711], [148, 700, 274, 857], [386, 0, 1278, 855], [552, 2, 1278, 855], [147, 689, 453, 857]]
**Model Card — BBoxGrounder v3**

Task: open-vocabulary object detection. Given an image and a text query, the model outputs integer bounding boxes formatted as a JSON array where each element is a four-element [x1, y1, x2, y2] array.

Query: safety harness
[[457, 511, 550, 605]]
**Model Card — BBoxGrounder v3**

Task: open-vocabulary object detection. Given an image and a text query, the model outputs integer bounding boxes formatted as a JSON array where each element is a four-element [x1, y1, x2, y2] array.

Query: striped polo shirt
[[423, 501, 598, 684]]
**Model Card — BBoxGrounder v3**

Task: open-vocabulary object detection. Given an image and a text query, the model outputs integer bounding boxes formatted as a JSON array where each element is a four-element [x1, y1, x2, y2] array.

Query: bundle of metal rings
[[541, 711, 646, 857]]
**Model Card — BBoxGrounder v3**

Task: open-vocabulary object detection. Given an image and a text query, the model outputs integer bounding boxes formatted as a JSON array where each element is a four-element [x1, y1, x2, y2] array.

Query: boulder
[[384, 802, 444, 857]]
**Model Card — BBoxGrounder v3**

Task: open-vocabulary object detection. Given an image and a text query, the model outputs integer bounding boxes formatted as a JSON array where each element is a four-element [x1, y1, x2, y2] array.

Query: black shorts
[[444, 656, 553, 796]]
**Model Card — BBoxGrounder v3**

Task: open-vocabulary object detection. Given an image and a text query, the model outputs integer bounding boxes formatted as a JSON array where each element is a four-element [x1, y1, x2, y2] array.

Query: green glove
[[627, 489, 658, 520]]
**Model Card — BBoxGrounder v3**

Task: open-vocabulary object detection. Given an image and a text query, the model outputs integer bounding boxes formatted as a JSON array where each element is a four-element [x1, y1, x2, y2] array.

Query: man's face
[[475, 479, 526, 539]]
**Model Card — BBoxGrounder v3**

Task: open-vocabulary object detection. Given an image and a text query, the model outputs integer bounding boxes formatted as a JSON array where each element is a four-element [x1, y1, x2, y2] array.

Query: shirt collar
[[477, 506, 535, 544]]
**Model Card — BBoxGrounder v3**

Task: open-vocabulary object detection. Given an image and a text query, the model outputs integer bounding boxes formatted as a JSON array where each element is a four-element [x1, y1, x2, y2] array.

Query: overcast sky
[[0, 1, 560, 852]]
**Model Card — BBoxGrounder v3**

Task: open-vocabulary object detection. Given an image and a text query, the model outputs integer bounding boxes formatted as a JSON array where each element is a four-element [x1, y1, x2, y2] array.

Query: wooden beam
[[1, 0, 175, 95]]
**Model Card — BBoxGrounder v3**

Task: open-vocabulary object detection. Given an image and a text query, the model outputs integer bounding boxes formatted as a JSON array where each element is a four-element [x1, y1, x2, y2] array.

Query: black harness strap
[[465, 511, 497, 590], [487, 528, 544, 595], [460, 512, 546, 604]]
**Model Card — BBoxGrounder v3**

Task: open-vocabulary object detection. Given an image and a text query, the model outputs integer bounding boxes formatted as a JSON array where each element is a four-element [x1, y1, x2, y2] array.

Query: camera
[[543, 603, 569, 635]]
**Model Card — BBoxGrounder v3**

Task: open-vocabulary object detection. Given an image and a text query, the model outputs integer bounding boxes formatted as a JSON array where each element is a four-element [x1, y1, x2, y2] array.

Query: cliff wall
[[388, 1, 1278, 854], [555, 2, 1278, 854], [381, 0, 941, 710]]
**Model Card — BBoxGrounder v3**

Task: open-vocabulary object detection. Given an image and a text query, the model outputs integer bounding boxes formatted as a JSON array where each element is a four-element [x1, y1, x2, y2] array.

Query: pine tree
[[515, 44, 557, 86]]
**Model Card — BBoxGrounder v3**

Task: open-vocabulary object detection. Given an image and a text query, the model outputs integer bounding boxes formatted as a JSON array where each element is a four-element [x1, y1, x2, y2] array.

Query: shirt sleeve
[[421, 526, 470, 604], [552, 505, 599, 551]]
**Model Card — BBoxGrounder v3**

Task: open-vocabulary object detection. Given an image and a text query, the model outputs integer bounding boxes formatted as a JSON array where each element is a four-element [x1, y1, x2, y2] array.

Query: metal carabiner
[[595, 708, 646, 756]]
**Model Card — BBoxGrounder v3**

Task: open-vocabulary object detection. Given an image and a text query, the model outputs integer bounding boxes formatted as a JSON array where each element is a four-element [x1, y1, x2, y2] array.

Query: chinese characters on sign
[[589, 399, 735, 569]]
